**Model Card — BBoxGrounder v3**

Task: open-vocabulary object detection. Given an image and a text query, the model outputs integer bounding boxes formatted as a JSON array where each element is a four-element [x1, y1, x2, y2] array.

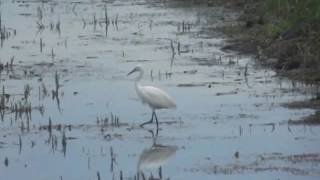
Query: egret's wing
[[139, 86, 176, 109]]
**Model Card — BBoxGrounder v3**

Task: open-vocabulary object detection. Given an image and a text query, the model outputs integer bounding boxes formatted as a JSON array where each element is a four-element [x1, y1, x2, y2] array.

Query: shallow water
[[0, 0, 319, 180]]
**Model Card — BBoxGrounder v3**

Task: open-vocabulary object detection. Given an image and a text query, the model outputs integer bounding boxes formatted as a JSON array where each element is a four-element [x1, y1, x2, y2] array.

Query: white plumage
[[128, 66, 176, 128], [136, 86, 176, 109]]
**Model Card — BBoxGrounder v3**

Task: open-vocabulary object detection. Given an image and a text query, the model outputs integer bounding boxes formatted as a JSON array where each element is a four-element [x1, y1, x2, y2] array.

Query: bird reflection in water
[[137, 130, 178, 179]]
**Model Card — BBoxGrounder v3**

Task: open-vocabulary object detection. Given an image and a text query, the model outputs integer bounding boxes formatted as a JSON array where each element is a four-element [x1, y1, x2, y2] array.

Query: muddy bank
[[219, 0, 320, 81], [218, 0, 320, 122]]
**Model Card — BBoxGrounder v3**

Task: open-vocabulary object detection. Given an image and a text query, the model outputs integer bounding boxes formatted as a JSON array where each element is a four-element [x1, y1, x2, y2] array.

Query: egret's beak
[[127, 69, 136, 76]]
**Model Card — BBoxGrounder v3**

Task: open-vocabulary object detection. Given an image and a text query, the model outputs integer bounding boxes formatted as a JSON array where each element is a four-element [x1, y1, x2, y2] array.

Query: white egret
[[127, 66, 176, 128]]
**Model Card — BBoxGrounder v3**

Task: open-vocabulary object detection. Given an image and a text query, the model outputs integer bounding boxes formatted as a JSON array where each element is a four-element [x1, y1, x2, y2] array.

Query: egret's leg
[[154, 111, 159, 129], [155, 126, 159, 137], [140, 111, 154, 127]]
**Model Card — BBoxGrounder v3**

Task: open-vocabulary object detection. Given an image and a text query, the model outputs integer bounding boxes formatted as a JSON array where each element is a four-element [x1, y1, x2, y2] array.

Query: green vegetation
[[223, 0, 320, 81], [259, 0, 320, 79], [264, 0, 320, 35], [266, 0, 320, 20]]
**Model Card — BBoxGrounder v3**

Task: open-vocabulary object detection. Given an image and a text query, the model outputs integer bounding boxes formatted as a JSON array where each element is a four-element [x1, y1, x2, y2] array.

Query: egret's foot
[[140, 119, 153, 127], [148, 129, 158, 140]]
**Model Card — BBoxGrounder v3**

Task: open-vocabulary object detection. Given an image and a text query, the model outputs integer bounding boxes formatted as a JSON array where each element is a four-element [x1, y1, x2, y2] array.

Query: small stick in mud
[[234, 151, 240, 159], [64, 38, 67, 48], [140, 172, 146, 180], [50, 22, 54, 30], [316, 85, 320, 100], [40, 38, 43, 52], [115, 116, 119, 127], [93, 14, 97, 32], [42, 83, 48, 97], [182, 21, 185, 32], [55, 71, 60, 94], [0, 86, 5, 116], [97, 171, 101, 180], [20, 121, 25, 132], [170, 39, 175, 59], [111, 112, 114, 126], [19, 135, 22, 154], [38, 86, 41, 101], [150, 70, 153, 81], [110, 146, 116, 172], [256, 46, 262, 61], [187, 22, 191, 31], [51, 48, 55, 61], [62, 132, 67, 156], [24, 84, 31, 101], [56, 18, 61, 36], [149, 20, 152, 31], [82, 18, 86, 29], [4, 157, 8, 167], [120, 170, 123, 180], [48, 117, 52, 136], [0, 26, 5, 47], [115, 14, 119, 31], [37, 6, 43, 21], [158, 167, 162, 179], [26, 108, 31, 132], [37, 21, 45, 33], [88, 156, 91, 169], [104, 6, 109, 37], [239, 125, 243, 136], [10, 56, 14, 68], [244, 63, 249, 77]]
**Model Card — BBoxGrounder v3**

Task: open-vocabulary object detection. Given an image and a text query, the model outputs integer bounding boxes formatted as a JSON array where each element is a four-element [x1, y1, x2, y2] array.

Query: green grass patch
[[265, 0, 320, 29]]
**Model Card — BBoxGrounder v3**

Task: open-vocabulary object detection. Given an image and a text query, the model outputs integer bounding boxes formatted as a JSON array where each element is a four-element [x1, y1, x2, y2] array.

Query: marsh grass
[[263, 0, 320, 50]]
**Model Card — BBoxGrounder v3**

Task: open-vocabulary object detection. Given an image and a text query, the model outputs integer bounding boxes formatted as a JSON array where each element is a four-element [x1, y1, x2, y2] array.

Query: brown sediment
[[288, 111, 320, 125], [283, 98, 320, 124], [219, 1, 320, 82], [217, 0, 320, 124]]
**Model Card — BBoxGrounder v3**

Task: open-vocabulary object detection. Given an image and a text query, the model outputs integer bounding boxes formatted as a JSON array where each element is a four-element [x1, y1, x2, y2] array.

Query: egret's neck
[[135, 69, 144, 83], [134, 70, 143, 96], [135, 79, 142, 90]]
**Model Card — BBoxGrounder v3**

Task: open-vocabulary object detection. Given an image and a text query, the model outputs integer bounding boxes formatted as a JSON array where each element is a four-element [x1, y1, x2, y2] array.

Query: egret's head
[[127, 65, 143, 76]]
